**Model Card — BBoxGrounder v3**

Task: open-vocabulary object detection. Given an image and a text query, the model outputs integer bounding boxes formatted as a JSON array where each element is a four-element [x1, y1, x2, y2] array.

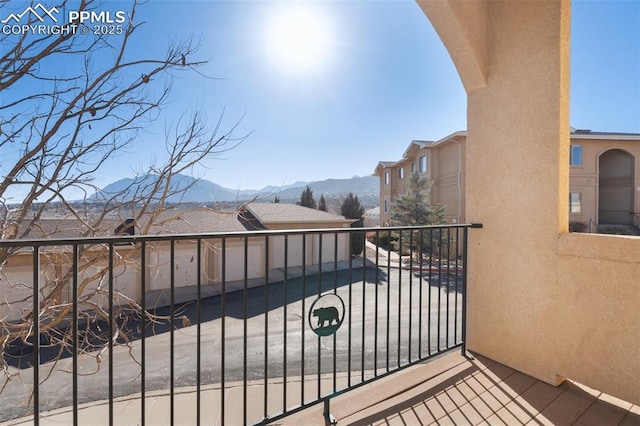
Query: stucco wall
[[556, 233, 640, 403], [464, 0, 572, 383], [433, 141, 464, 223], [421, 0, 639, 406]]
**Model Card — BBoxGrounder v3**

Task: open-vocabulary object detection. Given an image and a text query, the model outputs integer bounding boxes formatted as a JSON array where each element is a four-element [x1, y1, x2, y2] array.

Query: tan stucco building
[[569, 130, 640, 229], [375, 131, 466, 225], [375, 129, 640, 230]]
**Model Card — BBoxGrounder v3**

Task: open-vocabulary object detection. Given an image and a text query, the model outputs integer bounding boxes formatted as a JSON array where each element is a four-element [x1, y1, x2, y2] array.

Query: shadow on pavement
[[5, 267, 388, 368]]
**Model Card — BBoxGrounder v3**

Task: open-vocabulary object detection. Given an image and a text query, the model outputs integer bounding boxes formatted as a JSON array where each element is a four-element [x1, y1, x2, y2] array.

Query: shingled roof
[[3, 217, 122, 240], [244, 203, 353, 225], [142, 209, 262, 234], [5, 203, 354, 241]]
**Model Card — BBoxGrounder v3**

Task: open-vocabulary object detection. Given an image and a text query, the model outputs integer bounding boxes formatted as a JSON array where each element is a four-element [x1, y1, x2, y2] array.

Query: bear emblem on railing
[[312, 306, 339, 328], [308, 293, 345, 337]]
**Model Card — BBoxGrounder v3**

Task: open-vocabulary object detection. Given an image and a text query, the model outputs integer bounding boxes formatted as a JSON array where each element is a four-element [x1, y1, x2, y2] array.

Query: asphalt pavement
[[0, 266, 464, 423]]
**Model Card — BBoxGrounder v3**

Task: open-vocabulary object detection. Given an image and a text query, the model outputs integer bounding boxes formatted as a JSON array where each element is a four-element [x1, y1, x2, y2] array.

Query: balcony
[[1, 224, 638, 425]]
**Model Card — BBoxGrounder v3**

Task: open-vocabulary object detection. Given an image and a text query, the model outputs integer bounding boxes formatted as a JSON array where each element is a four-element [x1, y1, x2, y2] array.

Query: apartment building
[[375, 129, 640, 229]]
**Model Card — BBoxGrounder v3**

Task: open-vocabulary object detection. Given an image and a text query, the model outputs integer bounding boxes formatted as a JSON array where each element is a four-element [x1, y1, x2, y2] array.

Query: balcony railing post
[[462, 224, 483, 357], [461, 227, 468, 355], [323, 398, 337, 426]]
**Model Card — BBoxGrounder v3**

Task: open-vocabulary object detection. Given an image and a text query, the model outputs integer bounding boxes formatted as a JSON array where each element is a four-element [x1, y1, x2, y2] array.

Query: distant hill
[[91, 174, 378, 207], [91, 174, 238, 203], [266, 176, 378, 202]]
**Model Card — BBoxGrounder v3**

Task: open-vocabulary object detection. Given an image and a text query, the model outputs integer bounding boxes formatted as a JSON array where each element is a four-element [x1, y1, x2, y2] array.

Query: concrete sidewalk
[[4, 352, 465, 426]]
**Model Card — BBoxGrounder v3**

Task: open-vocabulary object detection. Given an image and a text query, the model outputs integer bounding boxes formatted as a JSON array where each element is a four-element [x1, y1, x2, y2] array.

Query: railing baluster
[[462, 227, 468, 354], [283, 235, 288, 414], [446, 227, 451, 348], [437, 230, 443, 352], [221, 237, 226, 426], [32, 246, 40, 426], [418, 229, 424, 359], [72, 244, 78, 426], [140, 240, 147, 425], [374, 230, 379, 375], [408, 230, 413, 363], [301, 233, 306, 406], [169, 239, 175, 426], [317, 233, 322, 400], [196, 239, 202, 425], [428, 228, 433, 356], [264, 235, 269, 419], [454, 229, 459, 344], [347, 232, 354, 388], [397, 231, 402, 367], [385, 229, 390, 372], [361, 234, 367, 383], [243, 236, 248, 426], [332, 232, 338, 393], [108, 242, 114, 426]]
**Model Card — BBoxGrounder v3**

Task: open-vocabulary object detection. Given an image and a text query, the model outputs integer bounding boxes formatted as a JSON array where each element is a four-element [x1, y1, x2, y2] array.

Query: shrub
[[569, 221, 587, 233], [368, 230, 392, 250]]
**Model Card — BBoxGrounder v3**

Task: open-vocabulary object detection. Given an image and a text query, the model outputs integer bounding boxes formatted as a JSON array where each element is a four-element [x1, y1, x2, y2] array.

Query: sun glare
[[265, 8, 334, 73]]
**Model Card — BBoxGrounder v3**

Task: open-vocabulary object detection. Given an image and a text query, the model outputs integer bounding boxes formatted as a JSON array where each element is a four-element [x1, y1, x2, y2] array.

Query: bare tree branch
[[0, 0, 247, 398]]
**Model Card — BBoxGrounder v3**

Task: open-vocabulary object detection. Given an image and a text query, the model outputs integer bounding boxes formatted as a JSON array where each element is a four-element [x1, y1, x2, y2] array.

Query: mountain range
[[92, 174, 379, 207]]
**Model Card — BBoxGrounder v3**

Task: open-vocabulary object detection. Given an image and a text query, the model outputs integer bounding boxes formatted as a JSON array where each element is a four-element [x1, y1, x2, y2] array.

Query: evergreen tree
[[273, 196, 280, 203], [390, 172, 444, 226], [390, 172, 445, 256], [318, 194, 327, 211], [341, 192, 365, 256], [297, 185, 317, 209]]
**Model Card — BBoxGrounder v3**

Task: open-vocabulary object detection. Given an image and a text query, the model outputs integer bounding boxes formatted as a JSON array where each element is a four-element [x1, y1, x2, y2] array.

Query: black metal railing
[[598, 209, 637, 226], [0, 223, 481, 425]]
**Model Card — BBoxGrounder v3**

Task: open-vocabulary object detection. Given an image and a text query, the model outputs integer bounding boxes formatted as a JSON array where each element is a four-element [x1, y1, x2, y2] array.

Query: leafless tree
[[0, 0, 246, 402]]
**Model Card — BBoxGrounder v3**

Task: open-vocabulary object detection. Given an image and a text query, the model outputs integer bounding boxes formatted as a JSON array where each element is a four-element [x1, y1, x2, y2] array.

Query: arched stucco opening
[[598, 149, 635, 225]]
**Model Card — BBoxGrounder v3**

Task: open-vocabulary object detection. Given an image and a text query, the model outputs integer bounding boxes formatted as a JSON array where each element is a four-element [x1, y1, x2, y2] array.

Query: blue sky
[[3, 0, 640, 195], [110, 0, 468, 191]]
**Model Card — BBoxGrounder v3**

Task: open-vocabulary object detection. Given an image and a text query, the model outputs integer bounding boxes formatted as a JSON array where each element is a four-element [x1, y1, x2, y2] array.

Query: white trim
[[570, 134, 640, 141]]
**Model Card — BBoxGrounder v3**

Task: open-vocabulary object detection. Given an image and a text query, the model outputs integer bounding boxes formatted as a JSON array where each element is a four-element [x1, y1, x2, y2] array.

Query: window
[[419, 154, 427, 173], [570, 145, 582, 166], [384, 171, 390, 185], [398, 168, 404, 179], [384, 199, 389, 212], [411, 163, 415, 173], [569, 192, 582, 214]]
